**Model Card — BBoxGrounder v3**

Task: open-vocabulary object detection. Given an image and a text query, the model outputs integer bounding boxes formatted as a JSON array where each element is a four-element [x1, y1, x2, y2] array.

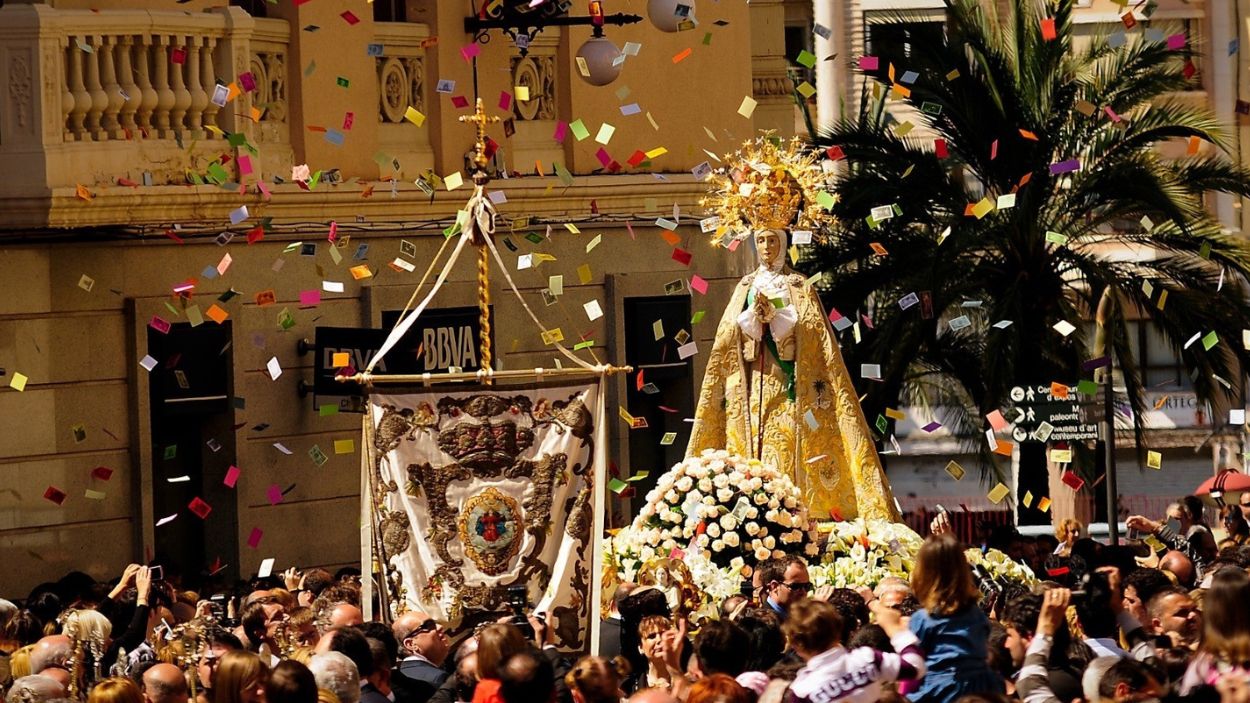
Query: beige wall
[[0, 177, 752, 592]]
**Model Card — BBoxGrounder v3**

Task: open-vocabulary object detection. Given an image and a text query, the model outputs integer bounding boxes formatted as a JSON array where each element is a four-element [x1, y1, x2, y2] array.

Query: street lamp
[[465, 0, 643, 88], [647, 0, 697, 32]]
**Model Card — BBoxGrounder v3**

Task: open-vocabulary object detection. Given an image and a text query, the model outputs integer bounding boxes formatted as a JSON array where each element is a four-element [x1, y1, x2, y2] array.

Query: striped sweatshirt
[[788, 631, 927, 703]]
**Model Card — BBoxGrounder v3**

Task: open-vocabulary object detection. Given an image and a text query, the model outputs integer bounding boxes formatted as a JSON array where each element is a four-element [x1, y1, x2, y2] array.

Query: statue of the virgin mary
[[688, 136, 899, 522]]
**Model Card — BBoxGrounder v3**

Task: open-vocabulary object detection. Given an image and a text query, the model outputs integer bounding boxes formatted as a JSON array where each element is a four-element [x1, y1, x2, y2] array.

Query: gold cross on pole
[[459, 97, 501, 179]]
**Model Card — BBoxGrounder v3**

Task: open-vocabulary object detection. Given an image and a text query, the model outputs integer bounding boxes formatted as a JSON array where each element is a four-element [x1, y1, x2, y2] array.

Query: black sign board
[[314, 306, 492, 401], [1007, 384, 1100, 442]]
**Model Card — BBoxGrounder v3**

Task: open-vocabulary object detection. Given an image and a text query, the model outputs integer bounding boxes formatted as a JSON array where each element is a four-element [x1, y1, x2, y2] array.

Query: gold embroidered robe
[[687, 268, 900, 522]]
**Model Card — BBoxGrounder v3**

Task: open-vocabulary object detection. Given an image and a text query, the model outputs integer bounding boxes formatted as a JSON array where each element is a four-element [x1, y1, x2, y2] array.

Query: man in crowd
[[1145, 588, 1202, 650], [309, 652, 362, 703], [756, 556, 813, 621], [390, 611, 449, 702], [141, 663, 189, 703]]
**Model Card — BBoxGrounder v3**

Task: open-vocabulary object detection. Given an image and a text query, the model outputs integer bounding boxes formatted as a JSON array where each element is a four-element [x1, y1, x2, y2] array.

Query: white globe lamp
[[648, 0, 696, 33], [576, 36, 624, 86]]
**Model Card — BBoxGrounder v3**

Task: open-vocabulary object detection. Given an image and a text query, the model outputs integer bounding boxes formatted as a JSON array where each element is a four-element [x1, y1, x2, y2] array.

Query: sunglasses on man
[[400, 619, 441, 641]]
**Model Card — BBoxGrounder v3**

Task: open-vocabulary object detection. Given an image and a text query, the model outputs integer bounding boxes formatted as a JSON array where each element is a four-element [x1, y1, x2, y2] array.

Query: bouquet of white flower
[[813, 519, 924, 590], [608, 450, 819, 588], [965, 547, 1038, 586]]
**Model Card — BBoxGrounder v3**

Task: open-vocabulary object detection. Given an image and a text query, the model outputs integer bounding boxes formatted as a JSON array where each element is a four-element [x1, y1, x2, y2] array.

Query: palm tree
[[805, 0, 1250, 523]]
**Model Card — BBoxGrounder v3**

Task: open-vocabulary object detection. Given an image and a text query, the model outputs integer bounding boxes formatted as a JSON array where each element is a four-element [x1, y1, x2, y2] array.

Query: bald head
[[6, 675, 66, 703], [390, 612, 430, 642], [1159, 550, 1195, 588], [29, 635, 72, 676], [142, 663, 189, 703], [329, 603, 363, 629]]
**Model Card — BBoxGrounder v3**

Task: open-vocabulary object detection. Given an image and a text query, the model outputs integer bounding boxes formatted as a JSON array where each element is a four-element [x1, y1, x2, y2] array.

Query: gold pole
[[338, 365, 633, 386], [459, 98, 501, 379]]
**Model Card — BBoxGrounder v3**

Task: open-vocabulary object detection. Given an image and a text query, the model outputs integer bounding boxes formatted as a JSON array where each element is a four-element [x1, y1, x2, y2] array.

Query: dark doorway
[[147, 321, 239, 585], [623, 297, 696, 517]]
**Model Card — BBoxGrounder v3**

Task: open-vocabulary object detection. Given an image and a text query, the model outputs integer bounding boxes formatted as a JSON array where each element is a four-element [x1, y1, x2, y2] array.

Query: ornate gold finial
[[459, 98, 501, 183], [701, 133, 836, 243]]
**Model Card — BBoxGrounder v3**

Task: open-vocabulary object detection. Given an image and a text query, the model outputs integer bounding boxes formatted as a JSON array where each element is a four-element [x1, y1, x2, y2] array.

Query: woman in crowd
[[1054, 519, 1082, 557], [215, 650, 271, 703], [86, 677, 143, 703], [265, 660, 317, 703], [564, 655, 626, 703], [907, 534, 1005, 702], [1180, 566, 1250, 693], [622, 615, 674, 695], [685, 673, 754, 703], [470, 624, 529, 703], [1219, 505, 1250, 548]]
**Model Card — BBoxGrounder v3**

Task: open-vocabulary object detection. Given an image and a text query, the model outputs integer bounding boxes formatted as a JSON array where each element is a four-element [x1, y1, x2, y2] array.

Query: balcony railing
[[0, 4, 291, 190]]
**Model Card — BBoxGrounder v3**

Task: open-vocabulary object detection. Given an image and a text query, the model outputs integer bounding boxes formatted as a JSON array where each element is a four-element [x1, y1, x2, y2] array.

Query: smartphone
[[150, 565, 164, 581], [1166, 518, 1182, 535], [1126, 527, 1141, 541]]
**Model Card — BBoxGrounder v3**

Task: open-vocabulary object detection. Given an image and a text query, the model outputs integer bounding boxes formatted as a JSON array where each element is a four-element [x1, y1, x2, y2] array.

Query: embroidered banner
[[365, 383, 601, 650]]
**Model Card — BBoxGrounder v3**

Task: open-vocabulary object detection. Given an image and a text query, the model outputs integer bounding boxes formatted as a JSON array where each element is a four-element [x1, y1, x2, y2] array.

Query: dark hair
[[757, 556, 806, 588], [499, 649, 555, 703], [1125, 568, 1174, 608], [693, 620, 747, 677], [1000, 592, 1042, 637], [26, 588, 62, 628], [618, 588, 670, 675], [326, 626, 374, 678], [737, 615, 784, 672], [204, 627, 244, 651], [265, 660, 317, 703], [355, 623, 398, 666], [1181, 496, 1207, 526], [828, 589, 870, 635], [846, 623, 891, 652], [240, 602, 271, 648], [301, 570, 334, 598], [1098, 658, 1158, 699], [986, 623, 1015, 681], [782, 600, 842, 655], [6, 610, 44, 646], [1073, 571, 1117, 638]]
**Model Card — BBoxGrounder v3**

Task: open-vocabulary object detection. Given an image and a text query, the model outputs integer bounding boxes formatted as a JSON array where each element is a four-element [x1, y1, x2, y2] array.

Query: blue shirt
[[907, 605, 1004, 703]]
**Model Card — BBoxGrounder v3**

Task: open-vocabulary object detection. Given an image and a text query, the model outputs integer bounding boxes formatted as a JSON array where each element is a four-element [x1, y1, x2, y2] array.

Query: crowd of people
[[0, 492, 1248, 703]]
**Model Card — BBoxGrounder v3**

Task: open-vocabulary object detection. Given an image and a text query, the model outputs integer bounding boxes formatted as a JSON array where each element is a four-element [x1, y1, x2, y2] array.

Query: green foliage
[[805, 0, 1250, 486]]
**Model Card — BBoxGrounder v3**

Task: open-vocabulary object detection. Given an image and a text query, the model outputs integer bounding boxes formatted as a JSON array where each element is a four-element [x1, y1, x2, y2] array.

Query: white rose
[[775, 511, 793, 528], [696, 534, 710, 548], [662, 539, 676, 551], [751, 477, 764, 490], [765, 509, 778, 523], [688, 491, 704, 504], [754, 493, 768, 505], [698, 478, 713, 493], [754, 547, 772, 561], [645, 489, 660, 503], [805, 543, 820, 557], [772, 549, 785, 559], [717, 488, 734, 503], [784, 496, 797, 509], [665, 490, 680, 504], [768, 497, 781, 510], [745, 522, 760, 536], [790, 529, 804, 542], [764, 535, 776, 549], [707, 523, 722, 538], [713, 474, 730, 489], [641, 546, 656, 561], [675, 476, 693, 492], [720, 515, 738, 531], [747, 507, 759, 519], [702, 496, 717, 506], [723, 532, 740, 548], [712, 539, 725, 553], [683, 527, 695, 539]]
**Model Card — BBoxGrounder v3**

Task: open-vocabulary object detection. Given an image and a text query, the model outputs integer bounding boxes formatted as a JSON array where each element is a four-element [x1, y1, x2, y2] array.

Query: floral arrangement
[[811, 519, 924, 590], [606, 450, 819, 599], [965, 547, 1038, 586]]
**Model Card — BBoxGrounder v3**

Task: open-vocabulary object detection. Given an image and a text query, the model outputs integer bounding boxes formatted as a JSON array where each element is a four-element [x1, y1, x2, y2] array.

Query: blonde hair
[[1056, 518, 1081, 541], [87, 677, 144, 703], [214, 650, 270, 703], [910, 534, 980, 617], [565, 656, 626, 703], [63, 609, 114, 682], [475, 624, 528, 680], [316, 689, 341, 703], [1201, 568, 1250, 666]]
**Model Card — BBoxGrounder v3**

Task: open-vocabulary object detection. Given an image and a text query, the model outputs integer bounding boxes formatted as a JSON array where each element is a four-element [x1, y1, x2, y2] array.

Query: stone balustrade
[[0, 4, 292, 192]]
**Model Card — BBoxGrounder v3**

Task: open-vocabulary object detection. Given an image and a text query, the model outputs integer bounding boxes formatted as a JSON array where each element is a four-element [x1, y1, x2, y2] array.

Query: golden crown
[[701, 133, 836, 242]]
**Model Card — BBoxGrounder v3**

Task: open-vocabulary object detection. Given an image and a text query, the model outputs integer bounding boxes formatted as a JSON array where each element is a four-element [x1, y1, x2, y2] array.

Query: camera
[[505, 585, 537, 641]]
